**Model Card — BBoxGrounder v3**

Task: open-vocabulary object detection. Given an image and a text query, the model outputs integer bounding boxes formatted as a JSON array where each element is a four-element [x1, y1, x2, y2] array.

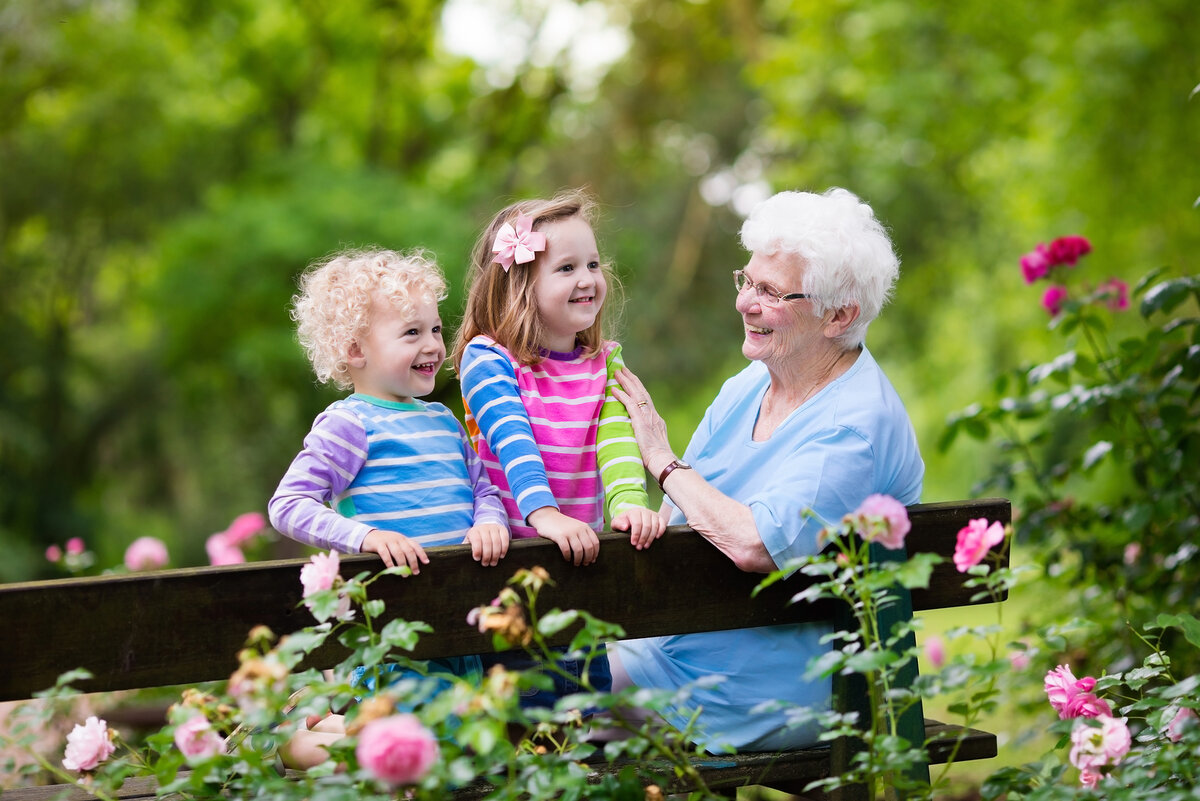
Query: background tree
[[0, 0, 1195, 582]]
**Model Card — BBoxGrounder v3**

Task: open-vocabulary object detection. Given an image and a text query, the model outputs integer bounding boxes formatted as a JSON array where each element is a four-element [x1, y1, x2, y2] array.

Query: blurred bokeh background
[[2, 0, 1196, 579]]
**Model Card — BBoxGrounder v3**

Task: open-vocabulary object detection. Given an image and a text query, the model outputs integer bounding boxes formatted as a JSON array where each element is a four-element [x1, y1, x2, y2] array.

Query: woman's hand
[[611, 505, 667, 550], [612, 366, 675, 475], [361, 529, 430, 574], [465, 523, 510, 566], [527, 507, 600, 566]]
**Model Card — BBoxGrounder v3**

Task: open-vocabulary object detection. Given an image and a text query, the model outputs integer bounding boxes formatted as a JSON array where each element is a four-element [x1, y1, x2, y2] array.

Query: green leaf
[[277, 628, 329, 657], [844, 648, 898, 674], [363, 599, 385, 619], [1081, 440, 1112, 471], [538, 609, 580, 637], [380, 618, 432, 650], [1156, 614, 1200, 649], [892, 552, 939, 589], [1141, 277, 1199, 317]]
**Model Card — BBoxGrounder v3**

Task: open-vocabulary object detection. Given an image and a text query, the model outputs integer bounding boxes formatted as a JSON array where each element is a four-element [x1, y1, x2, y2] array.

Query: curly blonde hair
[[292, 249, 447, 390], [451, 188, 622, 370]]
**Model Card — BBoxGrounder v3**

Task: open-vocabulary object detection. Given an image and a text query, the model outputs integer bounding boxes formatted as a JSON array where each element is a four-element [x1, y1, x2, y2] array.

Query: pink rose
[[223, 512, 266, 546], [206, 532, 245, 566], [1049, 235, 1092, 267], [1045, 664, 1077, 714], [174, 714, 223, 760], [1167, 706, 1198, 742], [1065, 692, 1114, 719], [1042, 284, 1069, 317], [1020, 244, 1052, 284], [1045, 665, 1112, 719], [1069, 716, 1130, 779], [924, 636, 946, 669], [65, 537, 86, 556], [301, 551, 340, 597], [62, 716, 116, 772], [1098, 278, 1129, 311], [124, 536, 170, 571], [46, 544, 63, 562], [1079, 767, 1101, 789], [1123, 542, 1142, 566], [845, 494, 911, 550], [356, 714, 439, 786], [953, 518, 1006, 572]]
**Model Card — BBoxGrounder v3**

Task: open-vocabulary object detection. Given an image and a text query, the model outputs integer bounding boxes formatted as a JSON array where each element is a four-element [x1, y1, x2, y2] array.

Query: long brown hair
[[451, 188, 622, 370]]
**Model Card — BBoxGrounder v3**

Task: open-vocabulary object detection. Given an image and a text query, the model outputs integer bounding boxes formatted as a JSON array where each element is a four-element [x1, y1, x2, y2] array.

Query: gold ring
[[637, 401, 648, 408]]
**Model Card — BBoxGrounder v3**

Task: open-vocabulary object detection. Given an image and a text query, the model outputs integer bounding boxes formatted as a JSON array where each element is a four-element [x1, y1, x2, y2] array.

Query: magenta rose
[[1049, 235, 1092, 267], [1042, 284, 1069, 316], [356, 714, 439, 786], [845, 494, 911, 550], [65, 537, 86, 556], [953, 518, 1006, 572], [124, 536, 170, 571], [1020, 244, 1052, 283], [174, 714, 224, 760], [46, 544, 63, 562], [62, 716, 116, 772]]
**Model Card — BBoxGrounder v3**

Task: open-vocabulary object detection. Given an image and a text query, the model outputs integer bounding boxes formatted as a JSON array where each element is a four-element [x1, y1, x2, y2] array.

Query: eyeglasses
[[732, 270, 811, 304]]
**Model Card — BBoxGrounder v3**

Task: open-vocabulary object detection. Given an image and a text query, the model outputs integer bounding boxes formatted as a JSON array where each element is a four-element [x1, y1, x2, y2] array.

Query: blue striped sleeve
[[460, 341, 557, 519], [268, 407, 375, 553]]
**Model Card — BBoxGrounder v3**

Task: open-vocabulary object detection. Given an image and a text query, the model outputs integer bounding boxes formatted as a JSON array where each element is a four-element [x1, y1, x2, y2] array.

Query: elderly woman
[[611, 187, 924, 752]]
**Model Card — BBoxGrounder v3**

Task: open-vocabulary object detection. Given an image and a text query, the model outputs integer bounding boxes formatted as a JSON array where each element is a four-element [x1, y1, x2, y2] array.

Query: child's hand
[[527, 507, 600, 566], [612, 506, 667, 550], [361, 529, 430, 574], [465, 524, 510, 567]]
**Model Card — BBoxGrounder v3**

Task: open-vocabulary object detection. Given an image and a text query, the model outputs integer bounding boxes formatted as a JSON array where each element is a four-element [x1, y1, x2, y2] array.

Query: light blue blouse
[[613, 347, 924, 752]]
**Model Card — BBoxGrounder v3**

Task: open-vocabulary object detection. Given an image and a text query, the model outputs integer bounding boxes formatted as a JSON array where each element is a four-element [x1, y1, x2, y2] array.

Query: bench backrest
[[0, 498, 1009, 702]]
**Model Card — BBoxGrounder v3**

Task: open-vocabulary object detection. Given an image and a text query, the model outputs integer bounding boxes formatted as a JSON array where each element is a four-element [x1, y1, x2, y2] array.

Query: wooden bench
[[0, 497, 1010, 800]]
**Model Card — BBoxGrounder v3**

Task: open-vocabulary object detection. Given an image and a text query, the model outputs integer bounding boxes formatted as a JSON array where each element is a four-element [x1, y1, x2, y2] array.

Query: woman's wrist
[[643, 450, 677, 483]]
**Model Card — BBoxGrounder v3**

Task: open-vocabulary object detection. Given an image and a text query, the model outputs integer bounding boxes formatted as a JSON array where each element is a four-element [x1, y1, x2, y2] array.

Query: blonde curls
[[451, 188, 623, 371], [292, 249, 447, 390]]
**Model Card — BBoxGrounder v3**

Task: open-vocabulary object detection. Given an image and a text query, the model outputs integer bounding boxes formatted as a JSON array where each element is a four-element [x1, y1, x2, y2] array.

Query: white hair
[[739, 187, 899, 348]]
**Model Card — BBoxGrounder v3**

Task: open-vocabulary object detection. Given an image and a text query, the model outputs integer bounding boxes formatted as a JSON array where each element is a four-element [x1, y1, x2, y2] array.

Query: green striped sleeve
[[597, 343, 652, 520]]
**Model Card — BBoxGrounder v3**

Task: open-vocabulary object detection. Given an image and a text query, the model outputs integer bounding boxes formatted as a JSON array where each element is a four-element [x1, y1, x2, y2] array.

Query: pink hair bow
[[491, 215, 546, 271]]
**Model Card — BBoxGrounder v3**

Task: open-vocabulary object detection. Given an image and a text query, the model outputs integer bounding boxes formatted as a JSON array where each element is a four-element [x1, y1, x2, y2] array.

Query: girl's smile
[[533, 216, 607, 353]]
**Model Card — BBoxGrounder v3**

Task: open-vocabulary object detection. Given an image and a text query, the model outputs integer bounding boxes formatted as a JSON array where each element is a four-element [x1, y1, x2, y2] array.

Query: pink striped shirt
[[459, 336, 646, 538]]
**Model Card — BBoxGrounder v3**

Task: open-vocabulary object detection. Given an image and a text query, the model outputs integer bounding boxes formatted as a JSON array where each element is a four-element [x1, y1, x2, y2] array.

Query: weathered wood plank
[[0, 498, 1009, 702]]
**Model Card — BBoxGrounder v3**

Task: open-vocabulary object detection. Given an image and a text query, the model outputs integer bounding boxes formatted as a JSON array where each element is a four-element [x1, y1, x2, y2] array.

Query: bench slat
[[0, 499, 1009, 702]]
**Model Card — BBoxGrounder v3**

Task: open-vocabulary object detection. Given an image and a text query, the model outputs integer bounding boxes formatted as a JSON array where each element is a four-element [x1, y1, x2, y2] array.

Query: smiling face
[[532, 216, 607, 353], [735, 250, 829, 369], [347, 290, 445, 403]]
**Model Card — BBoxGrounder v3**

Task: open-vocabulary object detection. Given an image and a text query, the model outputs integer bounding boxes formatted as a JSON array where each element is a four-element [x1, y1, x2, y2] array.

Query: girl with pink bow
[[452, 188, 665, 563], [450, 188, 664, 709]]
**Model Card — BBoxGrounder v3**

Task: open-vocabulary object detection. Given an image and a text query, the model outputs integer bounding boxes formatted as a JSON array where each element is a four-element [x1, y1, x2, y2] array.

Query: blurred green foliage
[[1, 0, 1196, 579]]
